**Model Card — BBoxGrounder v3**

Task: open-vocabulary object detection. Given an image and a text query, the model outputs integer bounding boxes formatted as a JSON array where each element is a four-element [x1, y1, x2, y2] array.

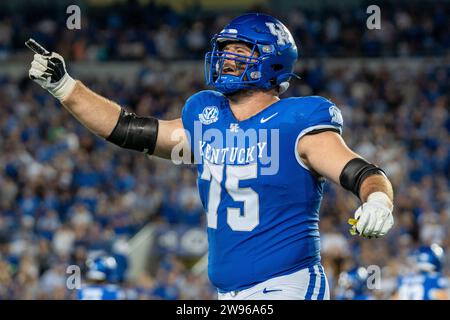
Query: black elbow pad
[[106, 109, 159, 155], [339, 158, 386, 198]]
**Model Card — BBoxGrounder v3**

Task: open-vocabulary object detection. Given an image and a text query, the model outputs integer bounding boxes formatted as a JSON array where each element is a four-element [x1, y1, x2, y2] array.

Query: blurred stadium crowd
[[1, 0, 450, 60], [1, 1, 450, 299]]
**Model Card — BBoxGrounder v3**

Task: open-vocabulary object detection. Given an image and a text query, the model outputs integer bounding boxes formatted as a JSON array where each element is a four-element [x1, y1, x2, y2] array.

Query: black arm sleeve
[[106, 109, 159, 155], [339, 158, 386, 198]]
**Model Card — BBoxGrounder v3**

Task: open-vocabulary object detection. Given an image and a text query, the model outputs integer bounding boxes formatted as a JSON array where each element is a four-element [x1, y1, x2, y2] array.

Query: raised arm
[[297, 130, 394, 238], [26, 38, 185, 159]]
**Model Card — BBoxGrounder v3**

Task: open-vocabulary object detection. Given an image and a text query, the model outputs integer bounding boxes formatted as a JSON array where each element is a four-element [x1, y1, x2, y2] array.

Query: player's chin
[[224, 88, 262, 100], [223, 71, 241, 77]]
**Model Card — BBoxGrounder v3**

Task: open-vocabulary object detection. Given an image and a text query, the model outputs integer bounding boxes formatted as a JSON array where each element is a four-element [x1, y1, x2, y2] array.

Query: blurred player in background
[[393, 244, 449, 300], [26, 13, 394, 300], [335, 267, 374, 300], [76, 253, 126, 300]]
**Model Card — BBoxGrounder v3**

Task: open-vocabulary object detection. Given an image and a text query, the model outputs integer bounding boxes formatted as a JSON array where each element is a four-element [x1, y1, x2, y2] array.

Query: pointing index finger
[[25, 38, 51, 56]]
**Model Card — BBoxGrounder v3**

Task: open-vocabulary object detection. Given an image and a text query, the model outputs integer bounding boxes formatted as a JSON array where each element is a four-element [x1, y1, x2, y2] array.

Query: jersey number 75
[[200, 163, 259, 232]]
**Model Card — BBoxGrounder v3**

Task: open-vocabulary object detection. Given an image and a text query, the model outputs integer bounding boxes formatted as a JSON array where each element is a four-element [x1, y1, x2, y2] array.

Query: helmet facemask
[[205, 36, 267, 94]]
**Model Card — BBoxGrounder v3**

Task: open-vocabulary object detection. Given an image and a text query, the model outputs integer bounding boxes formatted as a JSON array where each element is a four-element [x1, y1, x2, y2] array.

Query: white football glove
[[349, 192, 394, 238], [26, 38, 76, 100]]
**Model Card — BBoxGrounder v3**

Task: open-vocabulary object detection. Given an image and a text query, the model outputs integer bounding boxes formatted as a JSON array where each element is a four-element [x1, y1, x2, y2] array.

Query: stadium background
[[0, 0, 449, 299]]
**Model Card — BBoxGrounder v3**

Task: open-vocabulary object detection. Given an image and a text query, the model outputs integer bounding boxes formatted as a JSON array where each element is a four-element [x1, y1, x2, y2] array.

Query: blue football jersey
[[397, 272, 449, 300], [181, 90, 343, 292], [335, 292, 374, 300], [76, 284, 125, 300]]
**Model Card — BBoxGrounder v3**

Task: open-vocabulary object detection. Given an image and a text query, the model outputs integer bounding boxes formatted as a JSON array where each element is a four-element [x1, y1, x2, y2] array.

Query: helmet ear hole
[[271, 64, 283, 72]]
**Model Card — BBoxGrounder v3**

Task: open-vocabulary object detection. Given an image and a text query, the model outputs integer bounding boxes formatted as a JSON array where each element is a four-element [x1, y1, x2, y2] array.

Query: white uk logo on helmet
[[265, 22, 291, 46]]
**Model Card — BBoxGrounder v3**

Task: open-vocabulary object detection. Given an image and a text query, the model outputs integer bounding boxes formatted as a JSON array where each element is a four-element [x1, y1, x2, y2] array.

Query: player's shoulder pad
[[184, 90, 225, 110], [283, 95, 335, 108], [182, 90, 226, 126], [285, 95, 342, 123], [286, 95, 343, 131], [181, 90, 226, 133]]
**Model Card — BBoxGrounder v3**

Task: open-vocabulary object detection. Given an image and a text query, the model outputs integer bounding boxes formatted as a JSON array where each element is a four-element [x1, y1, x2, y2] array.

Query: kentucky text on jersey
[[199, 141, 268, 165], [179, 120, 280, 175], [181, 90, 343, 292]]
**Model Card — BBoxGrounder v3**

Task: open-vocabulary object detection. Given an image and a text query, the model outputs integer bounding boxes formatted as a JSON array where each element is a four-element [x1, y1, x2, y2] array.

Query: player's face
[[222, 42, 259, 77]]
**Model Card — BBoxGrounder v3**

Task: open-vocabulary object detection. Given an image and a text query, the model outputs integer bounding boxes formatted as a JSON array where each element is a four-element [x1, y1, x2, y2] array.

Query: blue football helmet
[[86, 254, 120, 282], [338, 267, 369, 294], [205, 13, 299, 94], [411, 244, 445, 273]]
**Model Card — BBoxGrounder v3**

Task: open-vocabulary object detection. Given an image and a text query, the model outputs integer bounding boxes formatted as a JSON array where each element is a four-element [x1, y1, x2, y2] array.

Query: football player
[[76, 254, 126, 300], [335, 267, 374, 300], [393, 244, 449, 300], [27, 13, 394, 300]]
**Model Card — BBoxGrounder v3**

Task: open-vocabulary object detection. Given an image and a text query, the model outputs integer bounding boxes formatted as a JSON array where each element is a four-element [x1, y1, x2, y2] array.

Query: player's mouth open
[[223, 66, 237, 75]]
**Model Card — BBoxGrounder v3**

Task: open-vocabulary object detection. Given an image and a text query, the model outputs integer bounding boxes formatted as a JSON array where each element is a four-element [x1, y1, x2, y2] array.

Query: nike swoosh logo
[[262, 288, 283, 294], [260, 112, 278, 123]]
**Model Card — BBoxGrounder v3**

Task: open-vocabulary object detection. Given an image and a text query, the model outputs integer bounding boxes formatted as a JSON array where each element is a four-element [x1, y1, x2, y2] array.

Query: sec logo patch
[[199, 106, 219, 125]]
